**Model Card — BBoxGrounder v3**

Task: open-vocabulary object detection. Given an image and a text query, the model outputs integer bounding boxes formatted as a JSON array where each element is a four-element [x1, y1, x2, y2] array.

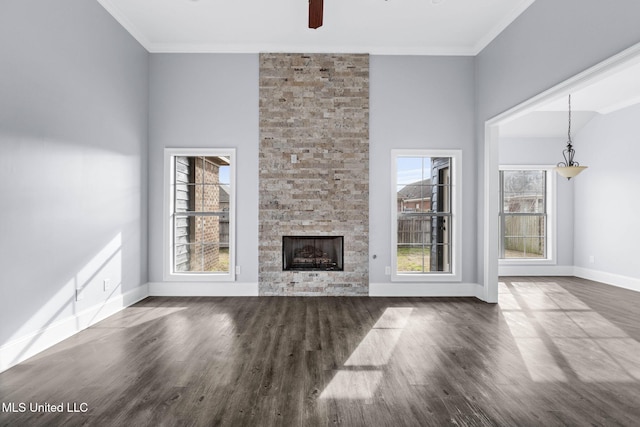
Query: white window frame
[[163, 148, 236, 282], [391, 149, 462, 282], [499, 165, 556, 266]]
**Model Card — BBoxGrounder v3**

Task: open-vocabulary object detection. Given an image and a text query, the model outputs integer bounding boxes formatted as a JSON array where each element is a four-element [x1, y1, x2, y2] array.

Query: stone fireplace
[[258, 53, 369, 296]]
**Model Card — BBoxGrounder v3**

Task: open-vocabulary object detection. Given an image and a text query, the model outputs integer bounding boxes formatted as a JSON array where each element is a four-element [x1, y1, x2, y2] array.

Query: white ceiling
[[500, 59, 640, 138], [97, 0, 535, 55], [95, 0, 639, 139]]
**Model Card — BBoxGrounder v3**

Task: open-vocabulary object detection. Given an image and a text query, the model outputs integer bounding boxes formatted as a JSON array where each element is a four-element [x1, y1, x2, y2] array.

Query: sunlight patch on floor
[[344, 330, 402, 367], [319, 371, 384, 400], [513, 337, 568, 382], [320, 307, 413, 400], [501, 281, 640, 383]]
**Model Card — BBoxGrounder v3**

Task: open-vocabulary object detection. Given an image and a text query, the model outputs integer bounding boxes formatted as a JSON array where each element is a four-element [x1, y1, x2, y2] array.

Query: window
[[499, 167, 555, 263], [391, 150, 461, 282], [164, 148, 235, 281]]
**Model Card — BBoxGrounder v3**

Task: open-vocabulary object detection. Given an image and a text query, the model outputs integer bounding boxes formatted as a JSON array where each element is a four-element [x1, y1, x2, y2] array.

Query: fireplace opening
[[282, 236, 344, 271]]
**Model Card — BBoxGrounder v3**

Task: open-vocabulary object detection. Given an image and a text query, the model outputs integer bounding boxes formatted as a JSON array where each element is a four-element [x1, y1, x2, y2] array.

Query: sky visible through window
[[219, 166, 230, 184], [397, 157, 430, 186]]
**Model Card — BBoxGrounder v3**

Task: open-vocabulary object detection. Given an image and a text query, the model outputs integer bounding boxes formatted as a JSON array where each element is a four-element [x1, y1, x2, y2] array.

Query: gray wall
[[476, 0, 640, 287], [147, 54, 260, 284], [369, 55, 476, 284], [148, 54, 476, 289], [0, 1, 148, 348], [573, 104, 640, 279], [499, 137, 575, 270]]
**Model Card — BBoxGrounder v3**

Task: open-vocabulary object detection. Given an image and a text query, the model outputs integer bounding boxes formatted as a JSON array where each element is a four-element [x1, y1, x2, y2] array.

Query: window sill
[[392, 273, 460, 282], [499, 259, 555, 266], [163, 272, 236, 282]]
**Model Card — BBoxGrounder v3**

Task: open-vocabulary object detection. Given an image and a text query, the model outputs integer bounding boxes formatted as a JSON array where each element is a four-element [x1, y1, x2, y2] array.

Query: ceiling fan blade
[[309, 0, 323, 29]]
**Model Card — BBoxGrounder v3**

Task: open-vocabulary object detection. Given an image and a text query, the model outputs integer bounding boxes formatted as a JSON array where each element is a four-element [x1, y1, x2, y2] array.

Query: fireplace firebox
[[282, 236, 344, 271]]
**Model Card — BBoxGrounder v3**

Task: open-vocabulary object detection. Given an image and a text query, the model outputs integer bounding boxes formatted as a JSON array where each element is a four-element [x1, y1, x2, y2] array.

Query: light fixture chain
[[567, 94, 571, 142]]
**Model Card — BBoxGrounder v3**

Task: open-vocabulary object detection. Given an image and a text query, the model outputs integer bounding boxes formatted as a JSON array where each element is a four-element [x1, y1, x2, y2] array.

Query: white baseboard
[[148, 281, 259, 296], [369, 282, 484, 299], [499, 265, 574, 276], [573, 267, 640, 293], [0, 284, 149, 374]]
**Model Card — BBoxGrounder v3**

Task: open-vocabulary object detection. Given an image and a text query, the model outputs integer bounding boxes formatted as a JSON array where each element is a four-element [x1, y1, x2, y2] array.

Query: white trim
[[486, 43, 640, 127], [391, 149, 462, 282], [499, 265, 573, 276], [0, 285, 148, 374], [482, 42, 640, 305], [472, 0, 536, 55], [482, 125, 500, 303], [97, 0, 153, 49], [498, 165, 557, 265], [573, 268, 640, 293], [163, 148, 236, 282], [370, 282, 484, 298], [148, 282, 258, 297], [145, 43, 478, 56]]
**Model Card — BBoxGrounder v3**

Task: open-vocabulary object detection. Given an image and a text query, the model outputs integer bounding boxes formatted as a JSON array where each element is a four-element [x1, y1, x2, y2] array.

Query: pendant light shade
[[555, 94, 587, 180], [555, 165, 587, 179]]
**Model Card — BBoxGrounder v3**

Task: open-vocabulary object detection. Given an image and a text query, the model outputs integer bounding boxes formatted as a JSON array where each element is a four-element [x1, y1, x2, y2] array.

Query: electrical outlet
[[235, 266, 242, 275], [103, 278, 111, 291], [385, 266, 391, 275], [589, 255, 595, 264]]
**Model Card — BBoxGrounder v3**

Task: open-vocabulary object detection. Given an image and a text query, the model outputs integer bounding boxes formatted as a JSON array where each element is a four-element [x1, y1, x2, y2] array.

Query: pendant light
[[555, 94, 588, 180]]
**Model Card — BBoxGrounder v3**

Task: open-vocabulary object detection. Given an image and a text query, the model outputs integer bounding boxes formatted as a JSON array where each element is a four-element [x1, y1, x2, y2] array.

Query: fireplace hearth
[[282, 236, 344, 271]]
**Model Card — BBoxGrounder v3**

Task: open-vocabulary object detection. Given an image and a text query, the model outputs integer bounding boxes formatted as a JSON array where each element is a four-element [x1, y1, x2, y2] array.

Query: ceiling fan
[[309, 0, 323, 29]]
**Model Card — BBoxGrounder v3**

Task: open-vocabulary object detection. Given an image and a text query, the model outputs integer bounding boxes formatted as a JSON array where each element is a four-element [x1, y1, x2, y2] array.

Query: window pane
[[502, 170, 545, 213], [397, 216, 431, 245], [396, 157, 426, 185], [430, 243, 451, 273], [204, 244, 229, 272], [203, 156, 231, 184], [217, 165, 231, 185], [397, 245, 429, 273], [174, 243, 230, 273], [176, 156, 231, 185], [187, 215, 226, 244], [504, 215, 545, 238], [396, 244, 451, 273], [502, 214, 546, 259], [175, 156, 194, 184], [433, 184, 451, 213], [396, 214, 451, 273], [175, 184, 190, 213], [175, 184, 231, 213], [397, 185, 432, 213], [503, 237, 546, 259], [201, 184, 226, 212]]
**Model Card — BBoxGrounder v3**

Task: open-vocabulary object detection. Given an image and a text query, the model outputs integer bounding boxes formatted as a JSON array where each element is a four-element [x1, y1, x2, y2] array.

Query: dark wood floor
[[1, 277, 639, 426]]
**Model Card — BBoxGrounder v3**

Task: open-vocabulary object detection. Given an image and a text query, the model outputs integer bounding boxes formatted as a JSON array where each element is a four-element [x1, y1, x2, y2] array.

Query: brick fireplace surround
[[258, 53, 369, 296]]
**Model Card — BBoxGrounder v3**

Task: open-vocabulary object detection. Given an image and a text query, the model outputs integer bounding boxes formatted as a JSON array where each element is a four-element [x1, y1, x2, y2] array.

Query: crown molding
[[97, 0, 153, 51], [145, 42, 477, 56], [473, 0, 536, 55]]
